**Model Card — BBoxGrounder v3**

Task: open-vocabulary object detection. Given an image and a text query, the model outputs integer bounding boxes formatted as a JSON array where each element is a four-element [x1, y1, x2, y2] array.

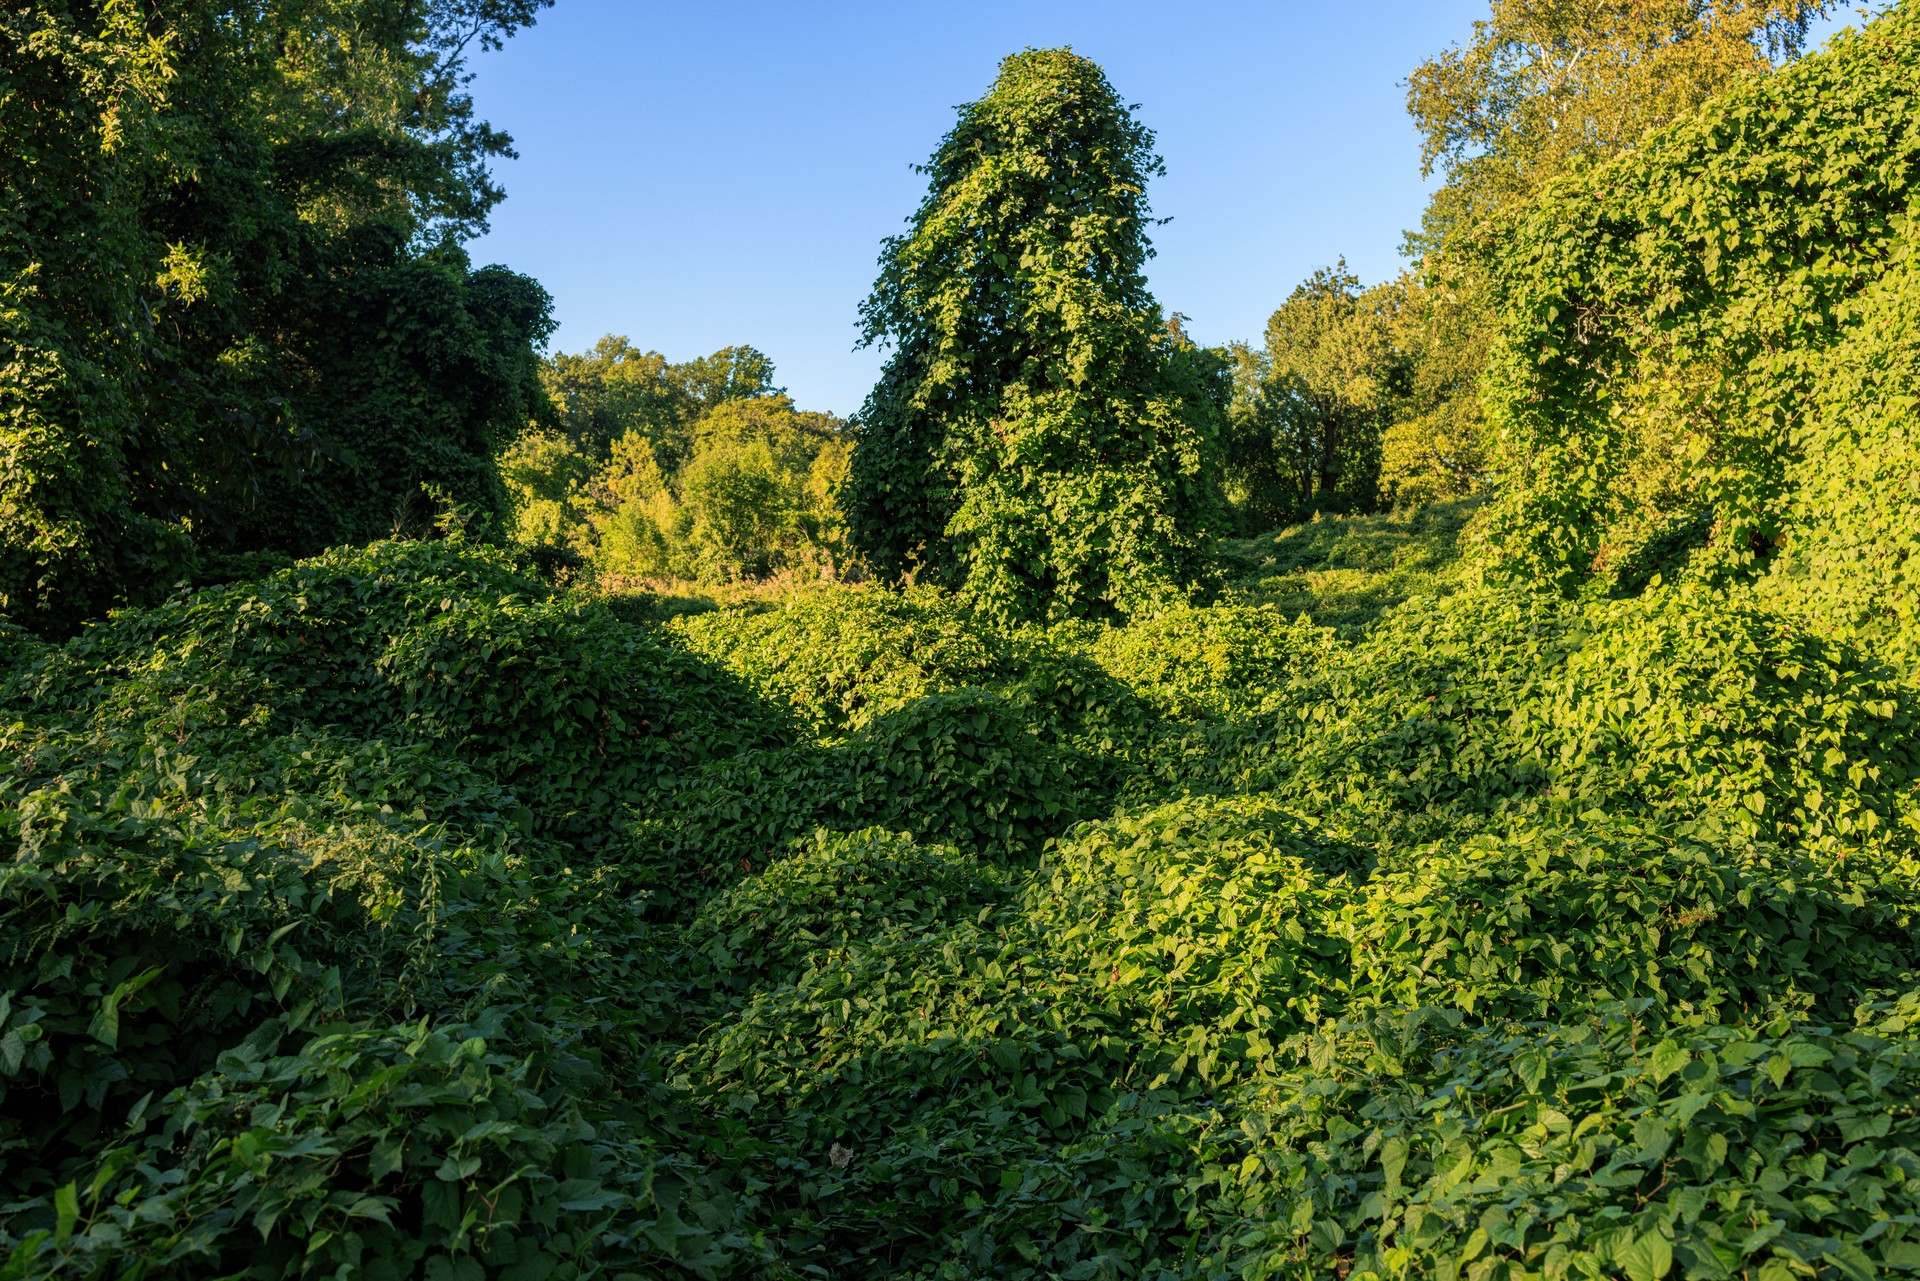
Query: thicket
[[6, 526, 1920, 1276], [1478, 4, 1920, 599], [10, 6, 1920, 1281], [0, 1, 555, 634]]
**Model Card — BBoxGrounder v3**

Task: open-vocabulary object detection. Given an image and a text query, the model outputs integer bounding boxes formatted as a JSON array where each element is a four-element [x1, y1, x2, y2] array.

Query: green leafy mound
[[1217, 497, 1480, 633], [664, 792, 1920, 1277], [7, 540, 788, 839], [1078, 601, 1332, 719], [1765, 248, 1920, 669], [6, 527, 1920, 1278], [1259, 583, 1919, 849], [622, 687, 1106, 919], [1346, 820, 1920, 1022], [0, 729, 725, 1277], [27, 1019, 712, 1281], [669, 586, 1021, 733], [672, 796, 1362, 1173], [1185, 998, 1920, 1281], [672, 582, 1155, 755], [690, 827, 1012, 987]]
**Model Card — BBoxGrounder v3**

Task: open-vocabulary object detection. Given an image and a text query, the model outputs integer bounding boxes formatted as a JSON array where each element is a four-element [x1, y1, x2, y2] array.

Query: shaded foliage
[[0, 0, 554, 634]]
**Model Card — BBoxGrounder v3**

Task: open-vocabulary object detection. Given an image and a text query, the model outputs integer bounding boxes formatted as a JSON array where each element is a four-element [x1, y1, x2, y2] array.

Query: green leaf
[[53, 1182, 79, 1246], [435, 1153, 483, 1182], [370, 1132, 405, 1179], [1620, 1232, 1674, 1281], [1648, 1039, 1689, 1083]]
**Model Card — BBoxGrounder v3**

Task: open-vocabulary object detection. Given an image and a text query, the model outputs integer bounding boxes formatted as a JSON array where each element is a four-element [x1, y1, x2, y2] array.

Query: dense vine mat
[[0, 527, 1914, 1280], [11, 7, 1920, 1278]]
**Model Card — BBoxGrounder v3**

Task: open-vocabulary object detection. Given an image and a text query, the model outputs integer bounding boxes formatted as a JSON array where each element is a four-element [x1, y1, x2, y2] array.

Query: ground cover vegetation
[[8, 3, 1920, 1279]]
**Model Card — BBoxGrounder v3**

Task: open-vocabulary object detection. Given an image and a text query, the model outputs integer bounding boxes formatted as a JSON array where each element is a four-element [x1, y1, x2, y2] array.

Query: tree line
[[0, 0, 1838, 634]]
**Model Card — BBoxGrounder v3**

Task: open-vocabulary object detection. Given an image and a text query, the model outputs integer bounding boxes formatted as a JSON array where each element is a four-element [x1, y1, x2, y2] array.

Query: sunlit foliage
[[502, 341, 851, 584], [844, 48, 1223, 623], [8, 7, 1920, 1280]]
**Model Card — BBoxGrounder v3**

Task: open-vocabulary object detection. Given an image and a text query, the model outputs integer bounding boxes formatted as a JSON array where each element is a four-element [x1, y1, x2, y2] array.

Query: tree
[[1409, 0, 1831, 247], [505, 343, 851, 584], [1224, 264, 1409, 528], [843, 48, 1222, 623], [673, 346, 782, 417], [1375, 272, 1493, 507], [0, 0, 553, 632], [541, 338, 783, 469], [1392, 0, 1832, 515]]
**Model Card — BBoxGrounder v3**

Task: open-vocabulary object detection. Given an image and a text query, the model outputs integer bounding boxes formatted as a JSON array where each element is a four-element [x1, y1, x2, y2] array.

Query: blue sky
[[462, 1, 1860, 417]]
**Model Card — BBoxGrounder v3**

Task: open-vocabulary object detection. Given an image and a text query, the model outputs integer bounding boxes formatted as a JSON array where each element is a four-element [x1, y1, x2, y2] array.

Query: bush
[[6, 541, 788, 842], [1078, 601, 1332, 719], [1344, 817, 1920, 1023], [1, 1018, 757, 1280], [690, 828, 1010, 990], [625, 687, 1107, 916], [1763, 253, 1920, 672], [1202, 997, 1920, 1281]]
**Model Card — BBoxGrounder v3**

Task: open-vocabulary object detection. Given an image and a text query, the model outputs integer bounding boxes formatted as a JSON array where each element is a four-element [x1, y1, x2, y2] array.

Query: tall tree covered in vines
[[843, 48, 1222, 623]]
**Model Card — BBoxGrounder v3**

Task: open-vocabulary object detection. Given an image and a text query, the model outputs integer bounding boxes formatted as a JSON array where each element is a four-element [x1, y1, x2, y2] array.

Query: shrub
[[625, 687, 1105, 915], [1204, 998, 1920, 1281], [6, 541, 788, 842], [690, 828, 1010, 989], [1344, 818, 1920, 1023], [0, 1018, 757, 1281], [1078, 601, 1333, 719]]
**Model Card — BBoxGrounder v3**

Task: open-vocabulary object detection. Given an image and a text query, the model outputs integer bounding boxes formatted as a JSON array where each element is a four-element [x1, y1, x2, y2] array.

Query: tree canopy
[[0, 0, 554, 633], [1374, 0, 1834, 526], [1407, 0, 1831, 254], [1223, 263, 1410, 528], [505, 339, 850, 584]]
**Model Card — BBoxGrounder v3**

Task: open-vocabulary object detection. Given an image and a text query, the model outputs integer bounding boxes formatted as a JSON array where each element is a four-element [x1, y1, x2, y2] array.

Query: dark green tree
[[843, 47, 1222, 622], [0, 0, 553, 633]]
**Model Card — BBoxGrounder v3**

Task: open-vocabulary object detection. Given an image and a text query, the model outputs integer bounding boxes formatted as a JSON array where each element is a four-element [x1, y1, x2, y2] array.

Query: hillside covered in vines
[[7, 5, 1920, 1281]]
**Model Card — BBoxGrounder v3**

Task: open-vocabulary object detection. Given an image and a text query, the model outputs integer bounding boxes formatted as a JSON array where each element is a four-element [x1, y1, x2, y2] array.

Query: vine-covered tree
[[1410, 0, 1831, 248], [843, 48, 1222, 623], [1388, 0, 1833, 512], [0, 0, 554, 633]]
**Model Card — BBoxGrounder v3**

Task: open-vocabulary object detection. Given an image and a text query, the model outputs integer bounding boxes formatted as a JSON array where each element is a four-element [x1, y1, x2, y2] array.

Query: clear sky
[[460, 1, 1856, 418]]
